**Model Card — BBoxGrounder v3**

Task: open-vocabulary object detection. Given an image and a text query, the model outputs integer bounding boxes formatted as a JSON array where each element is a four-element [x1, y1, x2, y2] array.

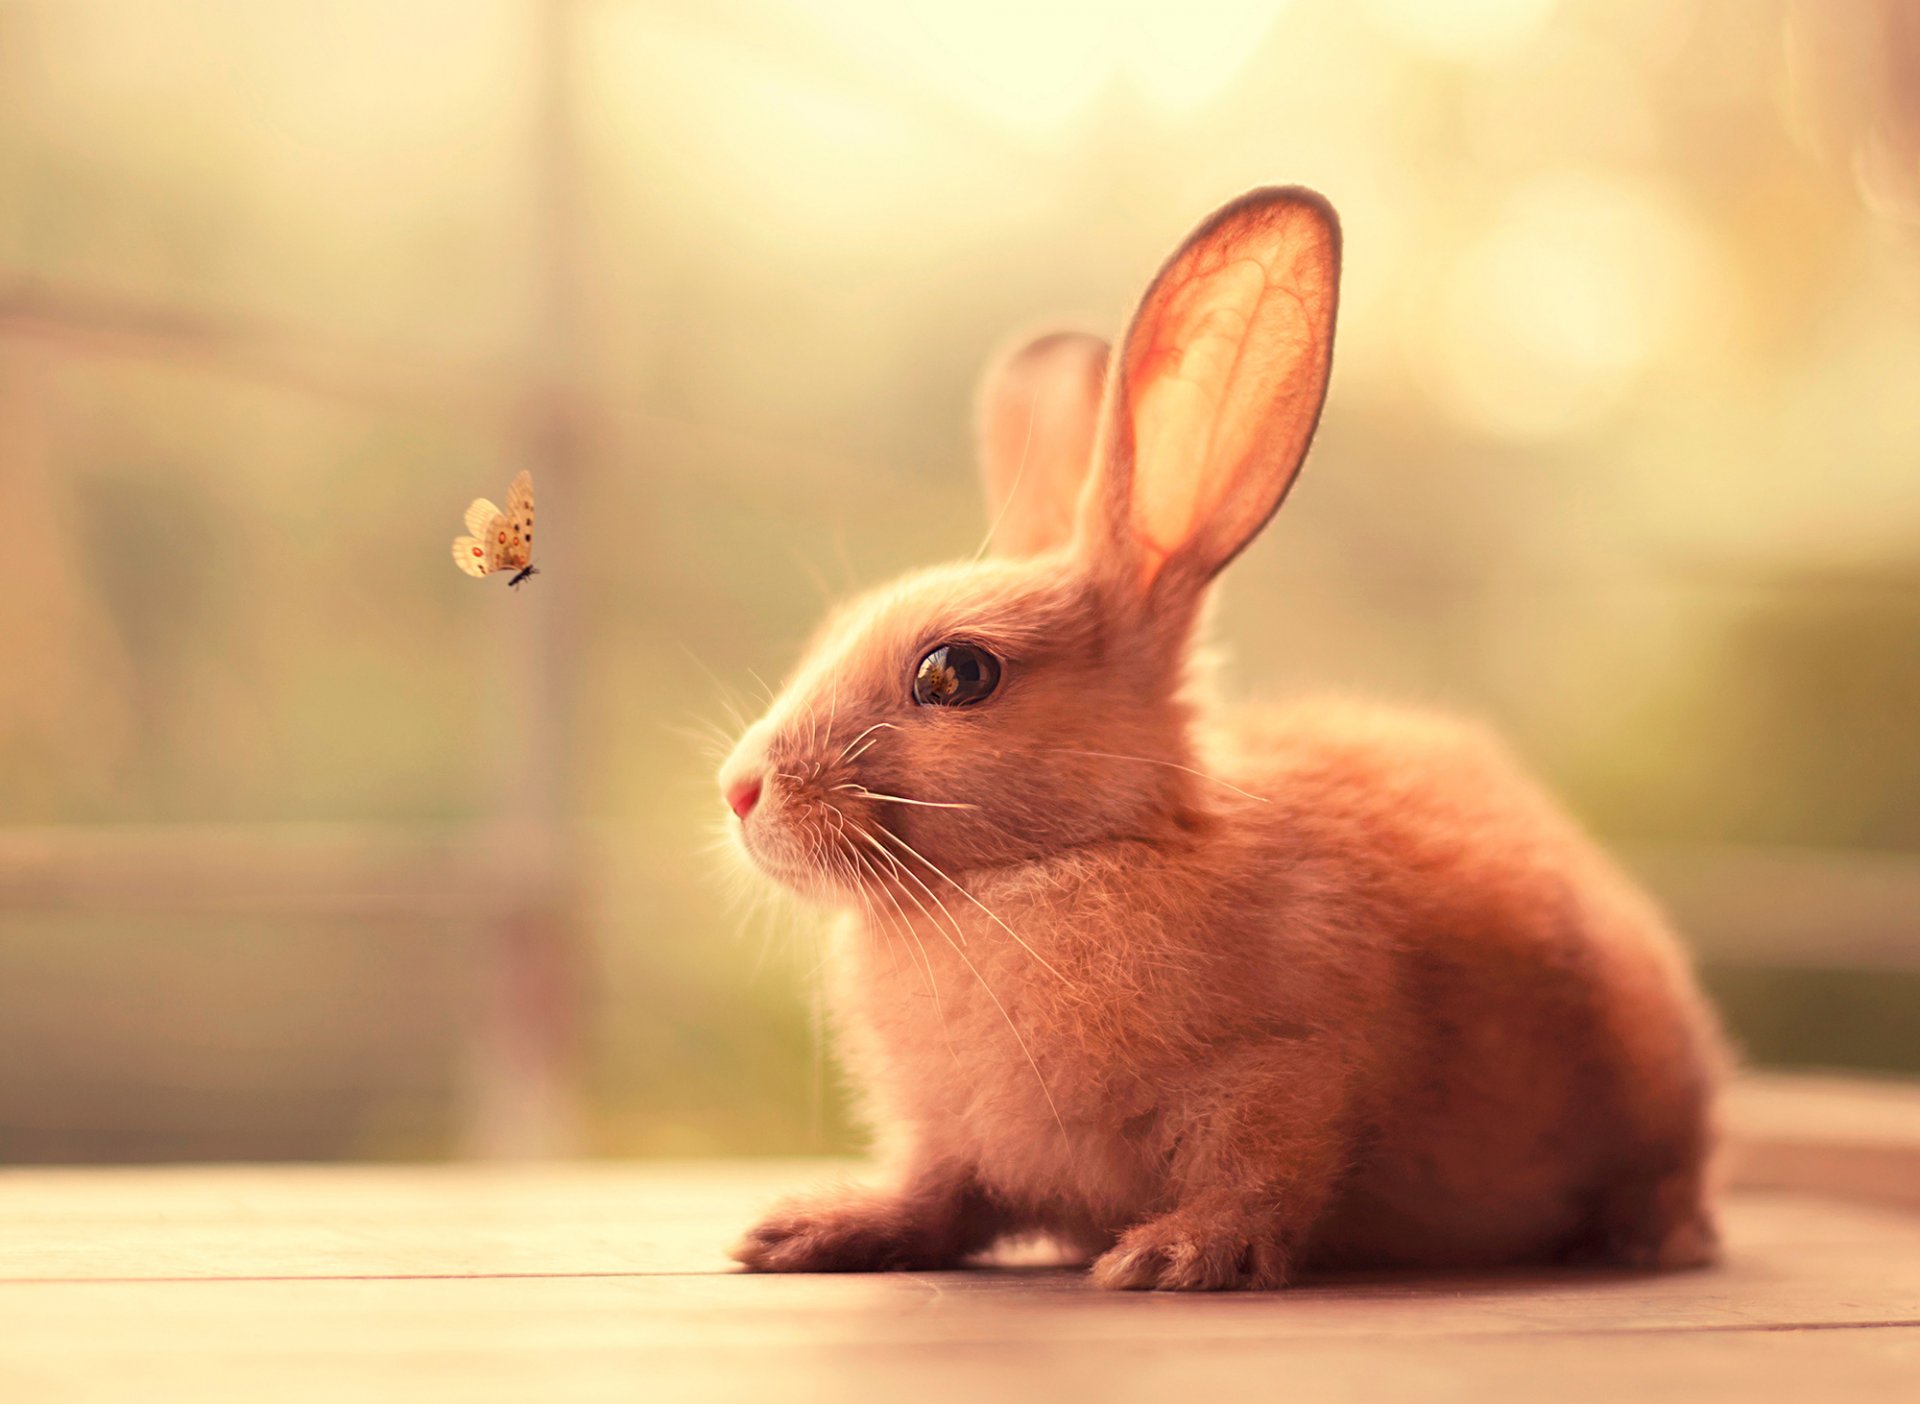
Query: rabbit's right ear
[[976, 331, 1110, 558], [1079, 188, 1340, 608]]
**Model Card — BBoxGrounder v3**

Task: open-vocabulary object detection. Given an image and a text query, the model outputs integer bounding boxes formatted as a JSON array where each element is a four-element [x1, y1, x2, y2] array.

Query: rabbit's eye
[[913, 643, 1000, 707]]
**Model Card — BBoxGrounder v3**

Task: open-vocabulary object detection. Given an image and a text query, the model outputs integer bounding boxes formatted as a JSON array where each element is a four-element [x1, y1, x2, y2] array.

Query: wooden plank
[[6, 1324, 1919, 1404], [1726, 1073, 1920, 1211], [3, 1080, 1919, 1400], [2, 1173, 1918, 1330], [0, 1162, 766, 1280], [7, 1307, 1916, 1404], [0, 1169, 1917, 1403]]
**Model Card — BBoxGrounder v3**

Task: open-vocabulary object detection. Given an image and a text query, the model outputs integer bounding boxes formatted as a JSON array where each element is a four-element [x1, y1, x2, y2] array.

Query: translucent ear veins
[[977, 331, 1111, 558], [1113, 189, 1341, 592]]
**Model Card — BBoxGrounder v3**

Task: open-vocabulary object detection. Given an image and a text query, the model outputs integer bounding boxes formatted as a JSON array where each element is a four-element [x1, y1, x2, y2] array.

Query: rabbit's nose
[[725, 775, 764, 819]]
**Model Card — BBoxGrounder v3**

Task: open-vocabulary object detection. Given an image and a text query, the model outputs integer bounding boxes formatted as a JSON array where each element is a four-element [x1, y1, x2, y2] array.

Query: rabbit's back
[[1226, 697, 1724, 1267]]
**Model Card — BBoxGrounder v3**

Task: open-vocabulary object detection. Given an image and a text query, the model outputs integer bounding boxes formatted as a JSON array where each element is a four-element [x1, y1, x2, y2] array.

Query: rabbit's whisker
[[836, 721, 896, 763], [666, 721, 732, 760], [834, 784, 978, 811], [934, 922, 1075, 1168], [724, 847, 808, 981], [799, 694, 819, 753], [826, 804, 920, 989], [854, 823, 1074, 1167], [876, 876, 948, 1033], [816, 677, 840, 762], [831, 842, 904, 984], [835, 809, 953, 1030], [676, 642, 752, 734], [856, 827, 971, 952], [840, 844, 905, 980], [837, 837, 906, 982], [858, 854, 919, 988], [786, 545, 838, 605], [1057, 748, 1270, 803], [669, 714, 735, 745], [874, 827, 1068, 984]]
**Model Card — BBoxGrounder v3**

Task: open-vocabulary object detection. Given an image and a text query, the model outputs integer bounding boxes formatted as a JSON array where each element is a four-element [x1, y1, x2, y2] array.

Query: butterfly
[[451, 469, 539, 588]]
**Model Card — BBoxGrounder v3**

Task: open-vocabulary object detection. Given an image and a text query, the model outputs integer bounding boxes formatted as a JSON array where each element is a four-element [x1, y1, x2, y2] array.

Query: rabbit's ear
[[1082, 188, 1339, 600], [976, 331, 1110, 557]]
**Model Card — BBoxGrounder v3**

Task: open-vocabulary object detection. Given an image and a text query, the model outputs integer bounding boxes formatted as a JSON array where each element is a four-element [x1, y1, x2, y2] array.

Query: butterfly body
[[451, 470, 538, 586]]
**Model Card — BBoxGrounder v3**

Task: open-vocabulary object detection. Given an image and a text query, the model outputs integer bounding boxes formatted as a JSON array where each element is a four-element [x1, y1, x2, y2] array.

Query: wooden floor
[[3, 1135, 1919, 1403]]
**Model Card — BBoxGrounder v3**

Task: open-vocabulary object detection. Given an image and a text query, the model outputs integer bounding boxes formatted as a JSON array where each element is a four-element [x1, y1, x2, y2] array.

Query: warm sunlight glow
[[1427, 170, 1728, 439], [792, 0, 1285, 128], [1363, 0, 1559, 62]]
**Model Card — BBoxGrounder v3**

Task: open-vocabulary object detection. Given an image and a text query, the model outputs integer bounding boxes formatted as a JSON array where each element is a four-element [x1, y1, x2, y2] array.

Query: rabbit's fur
[[718, 189, 1724, 1290]]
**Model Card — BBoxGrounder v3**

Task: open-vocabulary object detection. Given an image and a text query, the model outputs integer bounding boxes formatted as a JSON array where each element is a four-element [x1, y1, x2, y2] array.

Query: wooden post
[[460, 0, 590, 1158]]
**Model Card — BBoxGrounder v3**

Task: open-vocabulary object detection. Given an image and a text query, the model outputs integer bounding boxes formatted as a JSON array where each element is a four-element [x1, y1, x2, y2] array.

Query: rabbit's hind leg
[[1556, 1160, 1720, 1271]]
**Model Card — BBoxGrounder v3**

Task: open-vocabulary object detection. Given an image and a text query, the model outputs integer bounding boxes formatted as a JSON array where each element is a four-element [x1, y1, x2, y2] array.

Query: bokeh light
[[1425, 169, 1731, 438]]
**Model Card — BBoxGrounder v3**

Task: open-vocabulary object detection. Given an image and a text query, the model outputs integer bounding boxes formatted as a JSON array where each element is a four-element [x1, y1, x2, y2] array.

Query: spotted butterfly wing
[[453, 496, 501, 577], [506, 472, 534, 553], [452, 534, 490, 576], [503, 471, 537, 587]]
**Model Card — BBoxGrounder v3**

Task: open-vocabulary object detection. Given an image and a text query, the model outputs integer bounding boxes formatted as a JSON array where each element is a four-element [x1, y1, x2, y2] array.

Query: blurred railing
[[0, 278, 525, 421], [1629, 844, 1920, 974]]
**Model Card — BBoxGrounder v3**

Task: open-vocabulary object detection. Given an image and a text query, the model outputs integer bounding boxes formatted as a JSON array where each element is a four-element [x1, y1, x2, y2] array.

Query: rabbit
[[716, 187, 1726, 1291]]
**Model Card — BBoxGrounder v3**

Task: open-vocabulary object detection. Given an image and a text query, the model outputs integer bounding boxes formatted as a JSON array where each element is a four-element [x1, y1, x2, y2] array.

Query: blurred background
[[2, 0, 1917, 1163]]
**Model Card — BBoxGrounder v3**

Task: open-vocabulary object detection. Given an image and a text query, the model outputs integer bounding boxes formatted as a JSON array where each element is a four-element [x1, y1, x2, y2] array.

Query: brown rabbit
[[717, 187, 1725, 1290]]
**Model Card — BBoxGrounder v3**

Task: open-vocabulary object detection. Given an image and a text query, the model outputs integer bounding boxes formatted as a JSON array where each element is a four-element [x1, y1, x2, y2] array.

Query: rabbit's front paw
[[1091, 1210, 1290, 1292], [732, 1193, 927, 1273]]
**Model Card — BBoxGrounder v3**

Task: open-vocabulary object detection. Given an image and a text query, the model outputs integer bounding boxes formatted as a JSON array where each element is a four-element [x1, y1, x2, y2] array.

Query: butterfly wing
[[505, 471, 535, 568], [465, 497, 503, 539], [477, 511, 515, 570], [452, 535, 492, 577]]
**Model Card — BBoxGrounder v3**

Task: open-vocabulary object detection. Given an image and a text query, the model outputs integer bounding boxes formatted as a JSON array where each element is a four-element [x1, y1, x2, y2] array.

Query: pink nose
[[726, 776, 763, 819]]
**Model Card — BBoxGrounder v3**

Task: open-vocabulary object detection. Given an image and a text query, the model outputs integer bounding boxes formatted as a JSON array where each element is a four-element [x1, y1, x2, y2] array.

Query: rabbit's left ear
[[976, 331, 1110, 557], [1081, 188, 1340, 600]]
